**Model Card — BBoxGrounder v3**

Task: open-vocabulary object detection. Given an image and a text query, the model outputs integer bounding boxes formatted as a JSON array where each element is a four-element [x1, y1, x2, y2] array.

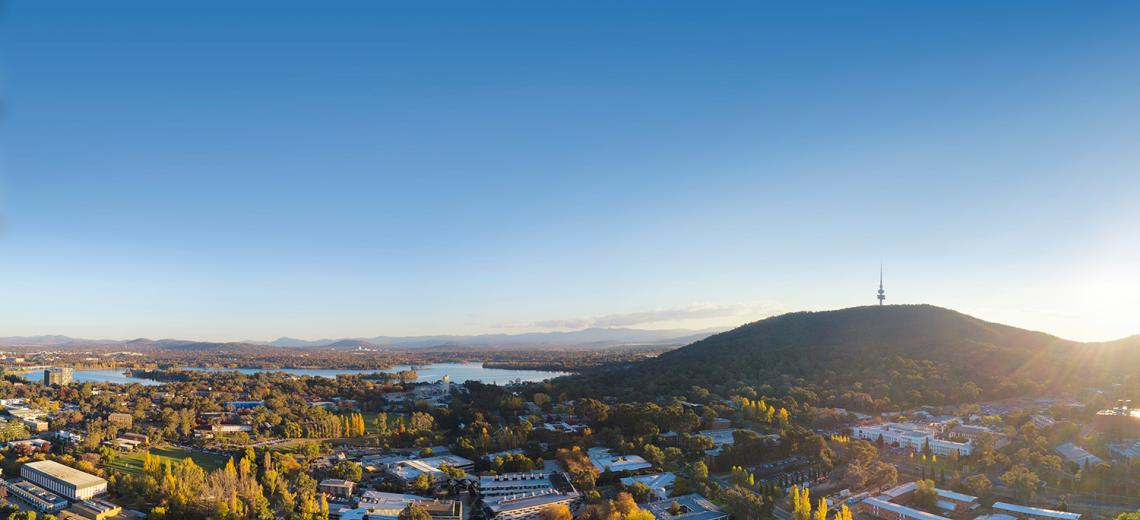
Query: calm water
[[26, 363, 568, 386]]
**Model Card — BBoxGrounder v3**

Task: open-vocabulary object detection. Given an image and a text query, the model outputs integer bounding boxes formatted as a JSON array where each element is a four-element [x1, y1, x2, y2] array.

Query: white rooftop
[[587, 447, 652, 473], [992, 502, 1081, 520]]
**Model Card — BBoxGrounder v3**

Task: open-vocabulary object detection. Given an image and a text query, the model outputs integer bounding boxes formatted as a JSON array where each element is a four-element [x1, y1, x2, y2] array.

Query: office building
[[44, 368, 74, 386]]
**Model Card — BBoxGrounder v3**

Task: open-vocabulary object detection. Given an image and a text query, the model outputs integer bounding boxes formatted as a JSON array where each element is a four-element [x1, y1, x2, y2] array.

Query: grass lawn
[[103, 446, 230, 476]]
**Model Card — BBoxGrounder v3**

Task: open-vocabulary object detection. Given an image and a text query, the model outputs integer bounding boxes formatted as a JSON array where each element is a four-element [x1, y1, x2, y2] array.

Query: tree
[[410, 473, 432, 494], [912, 480, 938, 511], [574, 399, 610, 424], [543, 504, 573, 520], [399, 505, 432, 520], [1002, 465, 1041, 501], [723, 485, 770, 520], [963, 474, 992, 497], [812, 498, 827, 520], [1115, 510, 1140, 520], [614, 492, 639, 517], [791, 485, 811, 520], [691, 461, 709, 483], [627, 482, 655, 503]]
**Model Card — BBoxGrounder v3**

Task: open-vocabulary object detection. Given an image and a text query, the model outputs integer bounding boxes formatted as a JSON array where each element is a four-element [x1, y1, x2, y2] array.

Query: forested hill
[[555, 304, 1140, 411]]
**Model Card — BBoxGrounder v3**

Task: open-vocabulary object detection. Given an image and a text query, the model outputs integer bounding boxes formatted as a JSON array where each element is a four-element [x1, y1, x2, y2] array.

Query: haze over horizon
[[3, 2, 1140, 342]]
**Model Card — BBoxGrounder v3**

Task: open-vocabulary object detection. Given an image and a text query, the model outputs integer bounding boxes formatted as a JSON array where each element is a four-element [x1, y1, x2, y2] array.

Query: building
[[480, 471, 579, 520], [107, 413, 133, 429], [319, 478, 356, 498], [67, 499, 123, 520], [226, 400, 265, 410], [587, 447, 652, 473], [877, 482, 978, 513], [44, 368, 74, 386], [620, 473, 676, 500], [4, 478, 69, 513], [120, 432, 149, 445], [991, 503, 1081, 520], [1093, 402, 1140, 439], [22, 460, 108, 500], [644, 494, 727, 520], [706, 418, 732, 430], [1108, 440, 1140, 463], [481, 490, 580, 520], [861, 497, 948, 520], [1055, 443, 1103, 467], [356, 492, 463, 520], [479, 472, 559, 497], [385, 454, 475, 485], [948, 425, 1009, 449], [207, 424, 253, 433], [853, 423, 972, 457], [105, 438, 143, 452]]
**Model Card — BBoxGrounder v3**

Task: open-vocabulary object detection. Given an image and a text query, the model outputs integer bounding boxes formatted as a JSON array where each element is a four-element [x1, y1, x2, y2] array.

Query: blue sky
[[2, 2, 1139, 342]]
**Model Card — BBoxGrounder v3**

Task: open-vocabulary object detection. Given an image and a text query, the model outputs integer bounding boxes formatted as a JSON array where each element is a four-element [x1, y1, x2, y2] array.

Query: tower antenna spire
[[877, 263, 886, 306]]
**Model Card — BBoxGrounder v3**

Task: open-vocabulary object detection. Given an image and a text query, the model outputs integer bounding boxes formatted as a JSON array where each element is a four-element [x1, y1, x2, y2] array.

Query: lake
[[27, 362, 569, 386]]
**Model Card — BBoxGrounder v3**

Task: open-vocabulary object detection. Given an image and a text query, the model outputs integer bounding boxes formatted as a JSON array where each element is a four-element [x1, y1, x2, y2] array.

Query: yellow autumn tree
[[812, 498, 827, 520]]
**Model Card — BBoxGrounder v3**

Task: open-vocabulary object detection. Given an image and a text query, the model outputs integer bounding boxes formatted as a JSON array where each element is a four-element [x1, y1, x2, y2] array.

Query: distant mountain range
[[0, 327, 722, 351], [262, 327, 722, 349]]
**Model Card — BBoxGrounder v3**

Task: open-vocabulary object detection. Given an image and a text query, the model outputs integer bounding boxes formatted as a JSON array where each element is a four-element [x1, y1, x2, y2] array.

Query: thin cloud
[[531, 302, 783, 330]]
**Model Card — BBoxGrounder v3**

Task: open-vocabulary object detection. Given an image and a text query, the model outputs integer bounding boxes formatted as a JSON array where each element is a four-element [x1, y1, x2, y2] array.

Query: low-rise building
[[587, 447, 652, 473], [22, 460, 108, 501], [319, 479, 356, 498], [385, 455, 475, 485], [861, 497, 948, 520], [107, 413, 133, 428], [620, 472, 676, 500], [878, 482, 977, 513], [480, 471, 579, 520], [355, 492, 463, 520], [991, 502, 1080, 520], [644, 494, 727, 520], [1055, 443, 1103, 467], [67, 499, 123, 520], [479, 472, 558, 497], [1108, 440, 1140, 463], [4, 478, 69, 513], [853, 423, 972, 457]]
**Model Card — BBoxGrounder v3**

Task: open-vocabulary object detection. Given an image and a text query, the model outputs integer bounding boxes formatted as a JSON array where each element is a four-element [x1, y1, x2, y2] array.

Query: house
[[644, 494, 727, 520], [586, 447, 652, 473], [620, 472, 676, 500], [318, 479, 356, 498]]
